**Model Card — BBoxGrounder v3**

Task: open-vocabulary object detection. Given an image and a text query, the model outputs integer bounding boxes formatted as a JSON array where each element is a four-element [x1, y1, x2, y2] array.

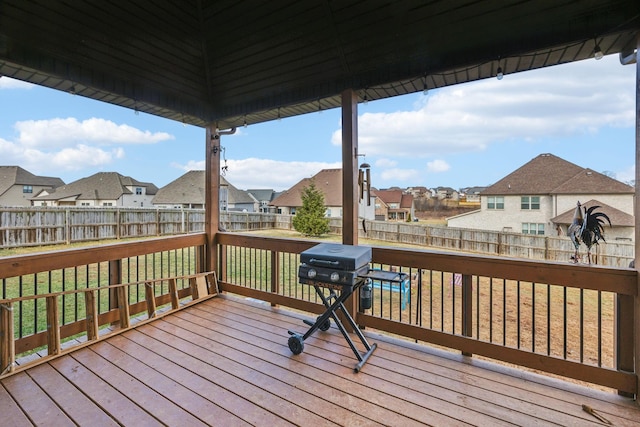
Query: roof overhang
[[1, 1, 638, 129]]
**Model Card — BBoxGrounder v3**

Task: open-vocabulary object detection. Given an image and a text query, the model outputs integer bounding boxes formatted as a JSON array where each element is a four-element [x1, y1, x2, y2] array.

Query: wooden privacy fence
[[347, 219, 634, 267], [0, 207, 284, 248], [0, 208, 634, 267], [0, 207, 206, 247]]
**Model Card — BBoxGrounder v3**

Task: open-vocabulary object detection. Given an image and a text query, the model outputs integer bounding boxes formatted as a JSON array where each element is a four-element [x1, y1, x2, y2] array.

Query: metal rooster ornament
[[568, 201, 611, 264]]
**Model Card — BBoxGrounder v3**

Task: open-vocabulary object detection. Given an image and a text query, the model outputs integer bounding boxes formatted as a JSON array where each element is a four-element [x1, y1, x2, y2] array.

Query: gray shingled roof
[[0, 166, 64, 196], [482, 154, 633, 196], [152, 170, 205, 205], [33, 172, 156, 201], [152, 171, 255, 205], [550, 200, 634, 228]]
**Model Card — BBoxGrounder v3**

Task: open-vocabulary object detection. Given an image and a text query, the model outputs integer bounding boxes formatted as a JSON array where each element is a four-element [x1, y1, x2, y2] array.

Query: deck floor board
[[2, 294, 639, 427]]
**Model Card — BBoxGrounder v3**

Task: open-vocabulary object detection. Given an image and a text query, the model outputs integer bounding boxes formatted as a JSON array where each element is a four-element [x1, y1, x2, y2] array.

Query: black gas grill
[[288, 243, 408, 372]]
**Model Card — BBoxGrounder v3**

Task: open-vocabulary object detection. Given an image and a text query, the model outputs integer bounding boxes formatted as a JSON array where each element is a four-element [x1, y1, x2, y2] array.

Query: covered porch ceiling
[[1, 1, 639, 130]]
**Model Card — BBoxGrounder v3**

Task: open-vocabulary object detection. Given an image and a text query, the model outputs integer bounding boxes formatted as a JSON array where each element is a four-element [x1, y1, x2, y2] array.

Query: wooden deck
[[2, 295, 639, 426]]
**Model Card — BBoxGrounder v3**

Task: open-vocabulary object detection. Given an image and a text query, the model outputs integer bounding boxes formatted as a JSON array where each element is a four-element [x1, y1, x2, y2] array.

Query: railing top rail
[[0, 233, 207, 279], [217, 232, 637, 295]]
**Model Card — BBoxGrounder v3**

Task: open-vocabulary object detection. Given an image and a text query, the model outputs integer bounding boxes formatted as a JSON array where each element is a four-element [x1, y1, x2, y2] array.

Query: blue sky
[[0, 53, 636, 192]]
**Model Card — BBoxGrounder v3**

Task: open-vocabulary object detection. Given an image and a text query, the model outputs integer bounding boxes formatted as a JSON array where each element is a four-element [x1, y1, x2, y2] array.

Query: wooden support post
[[205, 125, 220, 274], [46, 296, 60, 356], [116, 286, 130, 329], [0, 302, 15, 375], [341, 89, 358, 247], [341, 89, 359, 332], [168, 278, 179, 310], [84, 290, 99, 341], [145, 281, 157, 318], [634, 32, 640, 401]]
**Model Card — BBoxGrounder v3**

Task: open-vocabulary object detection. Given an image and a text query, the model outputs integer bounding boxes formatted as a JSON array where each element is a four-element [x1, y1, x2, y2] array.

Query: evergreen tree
[[292, 181, 330, 236]]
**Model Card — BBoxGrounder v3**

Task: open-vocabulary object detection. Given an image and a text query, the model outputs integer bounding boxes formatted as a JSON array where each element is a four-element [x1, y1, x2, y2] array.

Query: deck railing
[[215, 232, 637, 396], [0, 233, 208, 372], [0, 232, 636, 397]]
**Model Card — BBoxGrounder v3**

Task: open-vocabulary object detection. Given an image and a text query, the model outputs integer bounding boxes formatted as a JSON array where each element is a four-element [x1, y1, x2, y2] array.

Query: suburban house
[[247, 189, 281, 213], [152, 170, 258, 212], [375, 188, 415, 221], [434, 186, 459, 200], [460, 186, 486, 205], [0, 166, 64, 207], [447, 153, 635, 240], [406, 186, 430, 198], [31, 172, 158, 208], [270, 168, 376, 220]]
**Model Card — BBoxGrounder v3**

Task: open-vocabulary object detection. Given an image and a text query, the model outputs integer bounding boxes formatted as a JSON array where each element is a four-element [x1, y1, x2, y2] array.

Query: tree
[[292, 181, 330, 237]]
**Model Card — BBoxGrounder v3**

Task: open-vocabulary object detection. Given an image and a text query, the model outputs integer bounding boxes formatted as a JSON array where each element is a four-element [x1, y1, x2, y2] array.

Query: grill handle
[[308, 258, 340, 267]]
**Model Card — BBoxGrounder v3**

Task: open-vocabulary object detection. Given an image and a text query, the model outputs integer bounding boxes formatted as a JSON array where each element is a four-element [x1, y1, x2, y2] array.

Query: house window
[[103, 202, 113, 206], [135, 187, 143, 195], [487, 196, 504, 210], [522, 223, 544, 235], [521, 196, 540, 210], [23, 185, 33, 193], [81, 202, 90, 206]]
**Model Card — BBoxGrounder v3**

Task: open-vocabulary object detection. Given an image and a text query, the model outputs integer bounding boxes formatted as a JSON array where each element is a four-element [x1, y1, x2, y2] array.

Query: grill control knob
[[307, 269, 317, 279], [330, 272, 340, 282]]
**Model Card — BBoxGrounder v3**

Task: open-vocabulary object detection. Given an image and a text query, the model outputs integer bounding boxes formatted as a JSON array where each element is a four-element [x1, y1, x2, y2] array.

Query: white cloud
[[0, 77, 34, 90], [0, 137, 125, 172], [331, 55, 634, 158], [374, 158, 397, 168], [426, 159, 450, 173], [172, 160, 205, 171], [15, 117, 173, 148], [616, 165, 635, 184], [172, 158, 342, 191], [1, 116, 172, 176]]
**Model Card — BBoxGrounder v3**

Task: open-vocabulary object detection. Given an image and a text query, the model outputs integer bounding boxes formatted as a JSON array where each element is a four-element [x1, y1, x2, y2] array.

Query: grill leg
[[287, 283, 377, 372]]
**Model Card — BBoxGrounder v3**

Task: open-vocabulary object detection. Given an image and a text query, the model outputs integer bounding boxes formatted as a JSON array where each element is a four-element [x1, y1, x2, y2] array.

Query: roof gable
[[34, 172, 151, 201], [550, 199, 634, 227], [271, 169, 343, 207], [376, 189, 403, 204], [0, 166, 64, 197], [482, 154, 583, 195], [551, 168, 633, 194], [152, 171, 254, 205], [481, 153, 632, 196]]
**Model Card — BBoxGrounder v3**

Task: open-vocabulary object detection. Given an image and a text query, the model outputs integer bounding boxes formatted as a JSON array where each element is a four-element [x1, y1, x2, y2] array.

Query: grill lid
[[300, 243, 372, 271]]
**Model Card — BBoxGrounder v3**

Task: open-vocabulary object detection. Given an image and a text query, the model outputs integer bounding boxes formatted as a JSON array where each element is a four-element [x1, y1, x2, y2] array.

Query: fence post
[[156, 208, 161, 236], [65, 208, 71, 244], [116, 208, 121, 240], [544, 236, 549, 261]]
